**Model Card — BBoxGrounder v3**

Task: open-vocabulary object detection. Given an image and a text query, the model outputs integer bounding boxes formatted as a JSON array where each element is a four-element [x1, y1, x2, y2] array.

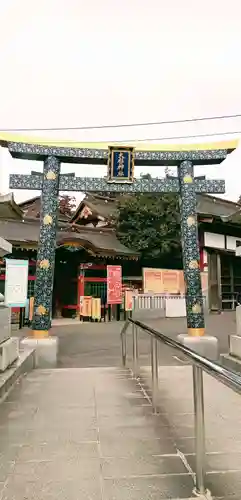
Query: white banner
[[5, 259, 29, 307]]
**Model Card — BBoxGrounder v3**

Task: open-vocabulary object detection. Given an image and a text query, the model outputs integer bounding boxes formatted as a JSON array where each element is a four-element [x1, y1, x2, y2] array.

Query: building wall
[[204, 231, 241, 253], [200, 227, 241, 310]]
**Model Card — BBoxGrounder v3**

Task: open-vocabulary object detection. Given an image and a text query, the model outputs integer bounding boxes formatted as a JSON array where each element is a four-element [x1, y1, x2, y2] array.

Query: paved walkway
[[53, 311, 237, 367], [6, 311, 240, 498], [15, 311, 236, 368], [0, 364, 240, 499], [140, 365, 241, 499]]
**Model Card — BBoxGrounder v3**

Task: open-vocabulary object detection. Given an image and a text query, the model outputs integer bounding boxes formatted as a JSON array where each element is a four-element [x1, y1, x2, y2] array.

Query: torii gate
[[2, 137, 237, 338]]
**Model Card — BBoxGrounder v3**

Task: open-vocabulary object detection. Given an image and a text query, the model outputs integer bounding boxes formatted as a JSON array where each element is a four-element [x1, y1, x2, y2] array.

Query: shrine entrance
[[3, 136, 237, 338]]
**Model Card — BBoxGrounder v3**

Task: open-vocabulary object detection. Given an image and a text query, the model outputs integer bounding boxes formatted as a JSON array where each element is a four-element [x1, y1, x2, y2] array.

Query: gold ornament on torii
[[39, 259, 50, 270], [187, 216, 196, 226], [189, 260, 199, 270], [36, 305, 47, 316], [192, 303, 202, 314], [43, 214, 53, 225], [183, 175, 193, 184], [46, 171, 57, 180]]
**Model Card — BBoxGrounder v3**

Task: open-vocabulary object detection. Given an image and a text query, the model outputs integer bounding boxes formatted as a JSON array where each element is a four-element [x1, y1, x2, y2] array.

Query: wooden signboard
[[143, 268, 180, 294], [80, 296, 92, 317]]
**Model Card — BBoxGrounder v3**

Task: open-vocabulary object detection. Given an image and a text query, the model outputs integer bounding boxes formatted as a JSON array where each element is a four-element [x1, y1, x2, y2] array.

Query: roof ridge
[[198, 193, 240, 207]]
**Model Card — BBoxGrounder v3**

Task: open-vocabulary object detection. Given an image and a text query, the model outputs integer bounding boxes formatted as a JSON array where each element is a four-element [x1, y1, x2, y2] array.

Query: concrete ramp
[[0, 367, 195, 499], [0, 365, 239, 498]]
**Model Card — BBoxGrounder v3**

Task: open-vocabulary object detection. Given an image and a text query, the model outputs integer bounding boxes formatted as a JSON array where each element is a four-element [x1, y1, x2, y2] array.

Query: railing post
[[151, 336, 159, 413], [192, 365, 206, 496], [132, 323, 139, 378], [121, 329, 127, 367]]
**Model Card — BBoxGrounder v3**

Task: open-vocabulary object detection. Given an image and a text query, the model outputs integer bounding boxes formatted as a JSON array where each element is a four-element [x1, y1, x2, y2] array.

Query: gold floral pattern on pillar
[[39, 259, 50, 270], [43, 214, 53, 225], [36, 305, 47, 316], [187, 216, 196, 226], [192, 303, 202, 314], [46, 171, 57, 180], [189, 259, 199, 270], [183, 175, 193, 184]]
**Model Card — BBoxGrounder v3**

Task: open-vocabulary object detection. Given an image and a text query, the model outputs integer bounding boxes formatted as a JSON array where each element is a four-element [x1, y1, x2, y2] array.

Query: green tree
[[116, 192, 181, 259]]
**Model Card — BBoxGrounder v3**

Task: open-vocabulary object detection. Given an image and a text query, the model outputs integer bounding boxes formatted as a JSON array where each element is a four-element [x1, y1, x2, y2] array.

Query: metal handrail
[[120, 317, 241, 497], [127, 318, 241, 394]]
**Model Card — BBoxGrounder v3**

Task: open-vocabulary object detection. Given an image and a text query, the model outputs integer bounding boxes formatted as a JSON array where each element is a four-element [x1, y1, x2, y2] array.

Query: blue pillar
[[178, 160, 205, 336], [32, 156, 60, 336]]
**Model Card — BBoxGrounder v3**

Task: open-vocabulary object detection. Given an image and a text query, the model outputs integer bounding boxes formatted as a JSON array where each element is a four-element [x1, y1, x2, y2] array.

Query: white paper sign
[[5, 259, 29, 307]]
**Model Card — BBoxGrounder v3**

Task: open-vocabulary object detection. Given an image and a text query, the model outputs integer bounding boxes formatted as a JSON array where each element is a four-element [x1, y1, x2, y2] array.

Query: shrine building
[[0, 190, 241, 321]]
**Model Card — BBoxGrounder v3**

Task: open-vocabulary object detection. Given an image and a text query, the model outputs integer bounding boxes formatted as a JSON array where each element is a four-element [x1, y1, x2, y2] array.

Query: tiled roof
[[18, 196, 70, 222], [0, 193, 23, 220], [0, 218, 138, 257], [71, 194, 118, 223], [72, 192, 241, 224], [58, 229, 136, 256], [197, 194, 241, 218]]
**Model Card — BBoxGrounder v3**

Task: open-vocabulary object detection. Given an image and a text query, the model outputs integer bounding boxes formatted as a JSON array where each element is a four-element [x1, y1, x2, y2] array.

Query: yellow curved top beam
[[0, 131, 238, 152]]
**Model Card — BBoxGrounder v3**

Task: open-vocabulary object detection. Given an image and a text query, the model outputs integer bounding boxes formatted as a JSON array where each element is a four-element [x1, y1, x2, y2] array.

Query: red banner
[[107, 265, 122, 304]]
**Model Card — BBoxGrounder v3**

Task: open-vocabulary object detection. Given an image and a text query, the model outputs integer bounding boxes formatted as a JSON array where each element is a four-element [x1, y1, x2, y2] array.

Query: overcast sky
[[0, 0, 241, 204]]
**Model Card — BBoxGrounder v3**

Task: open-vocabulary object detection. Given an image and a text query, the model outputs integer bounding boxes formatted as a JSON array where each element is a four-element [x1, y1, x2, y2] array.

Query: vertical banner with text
[[5, 259, 29, 307], [107, 265, 122, 304]]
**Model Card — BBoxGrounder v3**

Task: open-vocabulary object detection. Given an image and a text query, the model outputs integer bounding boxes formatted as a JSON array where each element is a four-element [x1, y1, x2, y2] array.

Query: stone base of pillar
[[177, 334, 218, 361], [236, 305, 241, 336], [229, 334, 241, 358], [21, 337, 58, 368], [220, 335, 241, 372], [220, 309, 241, 371], [221, 353, 241, 372]]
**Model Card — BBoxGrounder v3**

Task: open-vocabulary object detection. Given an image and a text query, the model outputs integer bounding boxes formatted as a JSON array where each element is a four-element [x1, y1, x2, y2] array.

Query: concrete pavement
[[0, 364, 240, 498], [3, 311, 239, 498], [139, 364, 241, 499], [0, 367, 195, 500], [14, 312, 235, 368], [52, 311, 235, 368]]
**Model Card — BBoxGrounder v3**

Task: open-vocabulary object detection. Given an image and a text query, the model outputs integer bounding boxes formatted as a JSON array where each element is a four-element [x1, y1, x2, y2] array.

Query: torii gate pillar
[[32, 156, 61, 337], [178, 160, 204, 337]]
